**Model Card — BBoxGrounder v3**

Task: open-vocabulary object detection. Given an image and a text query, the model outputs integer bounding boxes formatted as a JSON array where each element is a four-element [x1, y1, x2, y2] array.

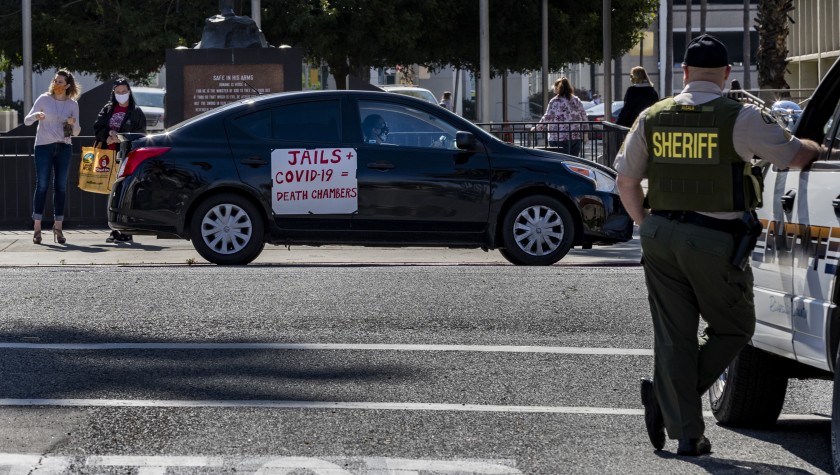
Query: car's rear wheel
[[190, 193, 265, 265], [500, 195, 574, 266], [708, 345, 788, 427]]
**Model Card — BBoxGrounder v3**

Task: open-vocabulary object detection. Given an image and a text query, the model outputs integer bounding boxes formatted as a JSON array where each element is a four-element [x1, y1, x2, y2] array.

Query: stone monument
[[165, 1, 302, 127], [196, 0, 270, 49]]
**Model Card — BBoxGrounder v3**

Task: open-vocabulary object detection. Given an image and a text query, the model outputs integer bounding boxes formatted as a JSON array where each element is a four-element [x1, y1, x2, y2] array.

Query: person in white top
[[23, 69, 81, 245]]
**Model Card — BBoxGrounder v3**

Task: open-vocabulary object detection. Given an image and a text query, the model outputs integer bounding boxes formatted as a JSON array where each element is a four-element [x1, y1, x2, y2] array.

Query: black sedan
[[109, 90, 632, 265]]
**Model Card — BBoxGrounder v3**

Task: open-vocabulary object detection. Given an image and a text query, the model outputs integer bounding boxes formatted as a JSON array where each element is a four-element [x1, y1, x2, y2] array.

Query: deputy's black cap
[[682, 34, 729, 68]]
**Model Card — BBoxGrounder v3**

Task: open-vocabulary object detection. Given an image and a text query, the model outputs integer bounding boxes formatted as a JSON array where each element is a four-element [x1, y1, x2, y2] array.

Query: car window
[[825, 105, 840, 156], [232, 109, 271, 139], [133, 91, 165, 108], [359, 100, 459, 149], [272, 100, 341, 142]]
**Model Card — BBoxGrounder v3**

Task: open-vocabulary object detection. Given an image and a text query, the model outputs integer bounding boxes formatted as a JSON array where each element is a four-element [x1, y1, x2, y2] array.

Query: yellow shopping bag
[[78, 146, 118, 194]]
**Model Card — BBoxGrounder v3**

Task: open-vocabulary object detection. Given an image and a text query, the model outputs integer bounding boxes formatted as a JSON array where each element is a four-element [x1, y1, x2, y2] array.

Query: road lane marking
[[0, 398, 829, 421], [0, 342, 654, 355], [0, 398, 648, 413], [0, 454, 524, 475]]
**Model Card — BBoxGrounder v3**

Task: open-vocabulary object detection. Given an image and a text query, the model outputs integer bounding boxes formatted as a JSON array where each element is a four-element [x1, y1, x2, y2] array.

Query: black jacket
[[616, 84, 659, 127], [93, 102, 147, 147]]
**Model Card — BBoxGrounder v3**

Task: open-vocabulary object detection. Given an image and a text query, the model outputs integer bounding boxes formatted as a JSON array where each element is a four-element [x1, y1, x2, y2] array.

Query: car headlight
[[562, 162, 616, 192]]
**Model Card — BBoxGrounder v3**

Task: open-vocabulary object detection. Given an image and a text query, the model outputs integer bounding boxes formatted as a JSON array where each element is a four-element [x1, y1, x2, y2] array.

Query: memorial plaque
[[183, 64, 284, 119], [165, 48, 303, 127]]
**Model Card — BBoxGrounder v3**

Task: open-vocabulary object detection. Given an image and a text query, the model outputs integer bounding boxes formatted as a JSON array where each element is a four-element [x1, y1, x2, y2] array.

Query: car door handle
[[781, 191, 796, 213], [366, 161, 394, 170], [240, 156, 267, 165]]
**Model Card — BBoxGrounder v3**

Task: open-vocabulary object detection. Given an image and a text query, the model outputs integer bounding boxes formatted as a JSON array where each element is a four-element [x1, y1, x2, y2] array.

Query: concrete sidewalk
[[0, 229, 641, 267]]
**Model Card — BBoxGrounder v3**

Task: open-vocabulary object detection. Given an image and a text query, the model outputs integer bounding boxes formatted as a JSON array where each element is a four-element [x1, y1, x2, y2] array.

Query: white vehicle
[[132, 86, 166, 132], [377, 85, 439, 106], [707, 57, 840, 471]]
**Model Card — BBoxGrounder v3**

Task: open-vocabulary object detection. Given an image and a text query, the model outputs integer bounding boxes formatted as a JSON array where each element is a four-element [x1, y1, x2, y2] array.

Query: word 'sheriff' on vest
[[643, 96, 762, 212]]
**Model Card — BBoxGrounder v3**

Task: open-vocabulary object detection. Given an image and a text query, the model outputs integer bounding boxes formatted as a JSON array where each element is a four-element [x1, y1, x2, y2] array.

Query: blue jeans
[[32, 142, 72, 221]]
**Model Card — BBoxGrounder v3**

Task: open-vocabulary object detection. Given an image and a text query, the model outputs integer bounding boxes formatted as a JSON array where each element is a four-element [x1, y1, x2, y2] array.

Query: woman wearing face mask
[[93, 78, 147, 243], [24, 69, 81, 245]]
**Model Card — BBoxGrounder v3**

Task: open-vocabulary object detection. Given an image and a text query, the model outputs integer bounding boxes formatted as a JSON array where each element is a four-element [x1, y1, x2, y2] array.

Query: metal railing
[[0, 135, 109, 229], [476, 121, 630, 168]]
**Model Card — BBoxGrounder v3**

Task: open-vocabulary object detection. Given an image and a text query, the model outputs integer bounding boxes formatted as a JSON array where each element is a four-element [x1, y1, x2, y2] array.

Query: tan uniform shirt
[[614, 81, 803, 219]]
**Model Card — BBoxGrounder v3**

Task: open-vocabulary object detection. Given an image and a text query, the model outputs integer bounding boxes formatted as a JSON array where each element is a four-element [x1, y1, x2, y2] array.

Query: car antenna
[[244, 82, 263, 96]]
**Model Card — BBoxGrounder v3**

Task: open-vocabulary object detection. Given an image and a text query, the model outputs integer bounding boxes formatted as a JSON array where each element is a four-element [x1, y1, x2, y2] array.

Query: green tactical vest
[[643, 96, 761, 211]]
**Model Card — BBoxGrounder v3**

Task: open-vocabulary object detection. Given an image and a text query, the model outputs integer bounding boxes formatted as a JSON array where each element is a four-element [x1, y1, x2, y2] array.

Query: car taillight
[[119, 147, 170, 177]]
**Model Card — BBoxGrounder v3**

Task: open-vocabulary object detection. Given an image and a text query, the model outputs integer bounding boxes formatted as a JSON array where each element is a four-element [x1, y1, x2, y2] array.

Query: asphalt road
[[0, 265, 833, 474]]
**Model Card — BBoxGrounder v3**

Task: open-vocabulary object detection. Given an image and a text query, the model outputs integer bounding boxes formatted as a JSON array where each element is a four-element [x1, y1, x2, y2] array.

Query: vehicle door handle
[[366, 161, 394, 170], [240, 156, 268, 165], [781, 191, 796, 213]]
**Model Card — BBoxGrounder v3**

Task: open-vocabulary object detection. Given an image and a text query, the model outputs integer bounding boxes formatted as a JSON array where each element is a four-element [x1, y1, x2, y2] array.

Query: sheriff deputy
[[614, 34, 822, 456]]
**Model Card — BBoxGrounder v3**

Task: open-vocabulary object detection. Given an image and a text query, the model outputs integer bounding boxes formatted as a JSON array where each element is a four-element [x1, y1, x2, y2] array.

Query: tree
[[755, 0, 793, 91], [0, 1, 217, 83], [1, 0, 657, 91], [421, 0, 659, 76], [261, 0, 444, 90], [261, 0, 658, 88]]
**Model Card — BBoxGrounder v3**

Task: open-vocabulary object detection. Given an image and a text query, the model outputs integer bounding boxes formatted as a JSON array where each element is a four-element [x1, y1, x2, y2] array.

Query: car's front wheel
[[708, 345, 788, 427], [190, 193, 265, 265], [499, 195, 574, 266]]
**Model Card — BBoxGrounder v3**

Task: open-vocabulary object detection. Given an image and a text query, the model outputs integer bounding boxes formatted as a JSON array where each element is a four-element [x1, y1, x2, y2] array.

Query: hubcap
[[513, 205, 564, 256], [709, 368, 728, 408], [201, 203, 253, 255]]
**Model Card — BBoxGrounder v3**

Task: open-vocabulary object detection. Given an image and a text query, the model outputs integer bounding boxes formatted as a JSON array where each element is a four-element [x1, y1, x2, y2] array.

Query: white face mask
[[115, 92, 130, 104]]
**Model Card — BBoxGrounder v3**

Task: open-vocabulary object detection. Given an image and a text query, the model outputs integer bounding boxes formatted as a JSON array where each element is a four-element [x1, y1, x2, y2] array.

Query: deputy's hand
[[35, 112, 46, 121], [66, 117, 75, 125]]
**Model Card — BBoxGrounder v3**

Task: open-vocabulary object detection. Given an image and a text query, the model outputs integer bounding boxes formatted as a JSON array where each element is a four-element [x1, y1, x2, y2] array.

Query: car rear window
[[272, 100, 341, 143]]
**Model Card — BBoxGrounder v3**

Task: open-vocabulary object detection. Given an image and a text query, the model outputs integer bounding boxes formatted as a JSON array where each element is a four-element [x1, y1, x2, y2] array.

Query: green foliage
[[261, 0, 657, 85], [0, 0, 658, 86], [0, 0, 217, 82]]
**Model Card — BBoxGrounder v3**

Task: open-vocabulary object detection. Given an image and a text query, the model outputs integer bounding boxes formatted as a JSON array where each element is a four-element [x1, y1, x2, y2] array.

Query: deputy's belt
[[650, 210, 742, 234]]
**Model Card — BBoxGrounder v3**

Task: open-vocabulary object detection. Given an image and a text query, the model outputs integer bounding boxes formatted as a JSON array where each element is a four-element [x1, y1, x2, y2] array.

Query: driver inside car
[[362, 114, 390, 144]]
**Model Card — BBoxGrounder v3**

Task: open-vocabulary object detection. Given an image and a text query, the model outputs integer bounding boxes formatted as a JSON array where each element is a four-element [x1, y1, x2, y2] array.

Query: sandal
[[52, 228, 66, 244]]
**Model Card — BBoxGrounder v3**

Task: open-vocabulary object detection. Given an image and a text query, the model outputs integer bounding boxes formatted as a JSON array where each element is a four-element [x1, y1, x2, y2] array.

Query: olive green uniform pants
[[640, 214, 756, 440]]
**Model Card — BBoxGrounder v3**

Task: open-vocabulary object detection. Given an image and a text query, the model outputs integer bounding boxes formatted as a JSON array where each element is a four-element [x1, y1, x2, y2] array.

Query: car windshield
[[133, 91, 165, 108]]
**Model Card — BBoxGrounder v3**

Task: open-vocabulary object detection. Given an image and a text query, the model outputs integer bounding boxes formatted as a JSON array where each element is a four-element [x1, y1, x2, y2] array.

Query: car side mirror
[[455, 131, 477, 150]]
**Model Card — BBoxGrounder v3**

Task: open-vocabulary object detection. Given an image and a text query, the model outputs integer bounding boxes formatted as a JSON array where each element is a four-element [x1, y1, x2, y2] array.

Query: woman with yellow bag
[[92, 78, 147, 243]]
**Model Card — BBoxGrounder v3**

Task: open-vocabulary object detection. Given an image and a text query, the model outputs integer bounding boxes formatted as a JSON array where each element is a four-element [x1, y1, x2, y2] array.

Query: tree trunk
[[329, 60, 350, 90], [755, 0, 793, 92]]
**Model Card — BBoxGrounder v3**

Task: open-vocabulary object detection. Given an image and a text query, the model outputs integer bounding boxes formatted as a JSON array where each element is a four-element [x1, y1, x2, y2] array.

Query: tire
[[708, 345, 788, 427], [499, 195, 574, 266], [831, 349, 840, 474], [190, 193, 265, 265]]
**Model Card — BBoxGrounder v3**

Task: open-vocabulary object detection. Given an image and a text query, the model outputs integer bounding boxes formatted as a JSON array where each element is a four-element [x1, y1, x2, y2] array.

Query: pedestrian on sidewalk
[[615, 66, 659, 128], [614, 34, 822, 456], [93, 78, 147, 243], [535, 77, 588, 156], [23, 69, 81, 245]]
